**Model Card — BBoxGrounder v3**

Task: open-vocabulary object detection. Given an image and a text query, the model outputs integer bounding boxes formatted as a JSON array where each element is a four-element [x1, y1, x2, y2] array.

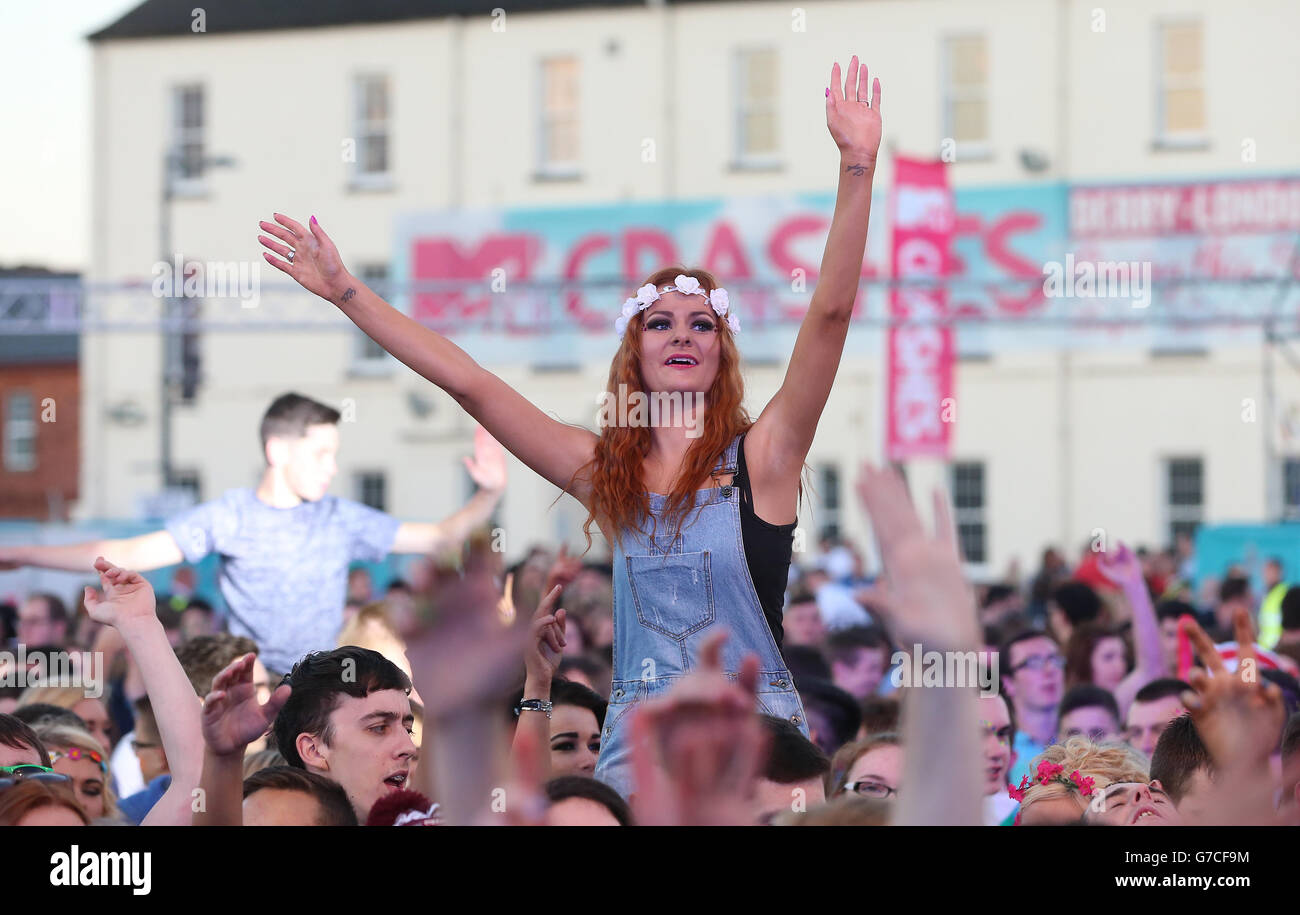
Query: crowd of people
[[1, 470, 1297, 827], [1, 56, 1295, 828]]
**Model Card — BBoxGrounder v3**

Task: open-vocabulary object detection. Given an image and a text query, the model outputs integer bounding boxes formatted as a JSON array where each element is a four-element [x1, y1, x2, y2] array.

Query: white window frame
[[950, 460, 988, 566], [350, 264, 394, 375], [732, 47, 781, 169], [941, 33, 991, 161], [356, 470, 387, 512], [536, 56, 581, 179], [4, 391, 37, 472], [1164, 455, 1205, 545], [170, 84, 206, 196], [1153, 18, 1209, 149], [350, 74, 393, 189]]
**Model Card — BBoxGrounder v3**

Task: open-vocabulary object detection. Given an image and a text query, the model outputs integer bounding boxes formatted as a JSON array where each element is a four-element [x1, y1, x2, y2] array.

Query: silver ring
[[287, 250, 295, 263]]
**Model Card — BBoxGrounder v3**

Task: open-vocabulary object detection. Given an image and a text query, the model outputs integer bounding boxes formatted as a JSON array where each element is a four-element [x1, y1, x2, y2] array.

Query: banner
[[885, 156, 955, 461]]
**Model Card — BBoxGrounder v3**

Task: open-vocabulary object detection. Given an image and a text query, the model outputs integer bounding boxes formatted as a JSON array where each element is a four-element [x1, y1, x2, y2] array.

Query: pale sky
[[0, 1, 137, 272]]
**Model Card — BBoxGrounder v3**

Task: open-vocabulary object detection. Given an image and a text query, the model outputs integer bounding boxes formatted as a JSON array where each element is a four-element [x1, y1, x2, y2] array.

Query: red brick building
[[0, 269, 80, 521]]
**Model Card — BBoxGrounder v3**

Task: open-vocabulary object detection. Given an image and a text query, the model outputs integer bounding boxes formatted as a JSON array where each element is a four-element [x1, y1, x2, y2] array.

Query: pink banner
[[886, 156, 955, 461]]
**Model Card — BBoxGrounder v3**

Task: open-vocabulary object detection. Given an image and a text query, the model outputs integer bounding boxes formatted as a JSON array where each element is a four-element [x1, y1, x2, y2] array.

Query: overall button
[[604, 727, 612, 737], [769, 678, 789, 688], [614, 689, 624, 698], [720, 485, 733, 498], [790, 715, 802, 726]]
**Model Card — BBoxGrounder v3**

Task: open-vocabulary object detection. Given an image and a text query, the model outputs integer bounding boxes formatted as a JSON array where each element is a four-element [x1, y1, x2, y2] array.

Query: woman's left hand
[[826, 56, 882, 163]]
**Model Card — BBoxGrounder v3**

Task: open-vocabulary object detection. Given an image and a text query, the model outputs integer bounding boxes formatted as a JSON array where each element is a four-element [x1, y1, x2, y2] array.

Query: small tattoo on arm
[[844, 163, 869, 176], [340, 287, 357, 304]]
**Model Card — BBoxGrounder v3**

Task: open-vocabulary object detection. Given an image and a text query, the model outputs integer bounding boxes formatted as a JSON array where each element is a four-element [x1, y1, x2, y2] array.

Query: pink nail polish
[[311, 215, 317, 225], [825, 87, 830, 97]]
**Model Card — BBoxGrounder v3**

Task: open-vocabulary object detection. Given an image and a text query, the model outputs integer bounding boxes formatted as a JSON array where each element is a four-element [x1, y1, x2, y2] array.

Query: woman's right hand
[[258, 212, 354, 304]]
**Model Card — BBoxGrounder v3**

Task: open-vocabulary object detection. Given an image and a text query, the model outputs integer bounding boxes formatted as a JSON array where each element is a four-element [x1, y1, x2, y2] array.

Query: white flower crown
[[615, 274, 739, 339]]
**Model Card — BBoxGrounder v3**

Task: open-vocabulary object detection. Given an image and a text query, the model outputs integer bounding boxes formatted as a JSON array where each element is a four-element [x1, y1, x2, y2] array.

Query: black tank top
[[734, 432, 796, 647]]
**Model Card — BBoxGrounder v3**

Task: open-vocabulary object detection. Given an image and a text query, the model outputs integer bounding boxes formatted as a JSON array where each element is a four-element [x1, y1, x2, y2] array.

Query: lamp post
[[158, 148, 236, 492]]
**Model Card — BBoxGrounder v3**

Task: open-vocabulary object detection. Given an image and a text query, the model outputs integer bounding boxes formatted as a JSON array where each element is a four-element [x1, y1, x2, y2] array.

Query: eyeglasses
[[48, 748, 107, 775], [1012, 654, 1066, 673], [843, 779, 898, 799], [0, 765, 73, 790]]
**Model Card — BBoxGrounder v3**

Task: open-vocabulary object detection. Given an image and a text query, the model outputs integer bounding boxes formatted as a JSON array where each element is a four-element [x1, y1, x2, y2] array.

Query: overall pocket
[[625, 550, 714, 640]]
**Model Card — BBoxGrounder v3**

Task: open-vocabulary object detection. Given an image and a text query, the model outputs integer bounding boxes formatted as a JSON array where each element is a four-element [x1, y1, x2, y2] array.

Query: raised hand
[[201, 653, 292, 758], [629, 630, 768, 826], [463, 425, 508, 492], [82, 556, 156, 629], [524, 584, 567, 687], [258, 213, 353, 303], [854, 464, 977, 650], [542, 545, 583, 601], [1096, 540, 1143, 590], [826, 56, 883, 162], [1179, 609, 1285, 771]]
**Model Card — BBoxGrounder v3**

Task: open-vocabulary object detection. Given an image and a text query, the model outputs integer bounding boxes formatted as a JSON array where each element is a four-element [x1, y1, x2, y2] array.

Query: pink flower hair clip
[[615, 274, 739, 338]]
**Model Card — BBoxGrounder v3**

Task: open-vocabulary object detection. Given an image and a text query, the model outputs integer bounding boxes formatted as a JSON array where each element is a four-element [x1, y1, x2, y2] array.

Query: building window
[[173, 469, 201, 504], [357, 471, 387, 512], [3, 392, 37, 472], [352, 74, 391, 184], [942, 35, 989, 156], [1166, 457, 1204, 545], [538, 57, 580, 175], [1155, 20, 1206, 144], [818, 463, 841, 543], [351, 264, 391, 371], [734, 47, 779, 165], [951, 461, 987, 563], [171, 85, 205, 189], [1284, 458, 1300, 521]]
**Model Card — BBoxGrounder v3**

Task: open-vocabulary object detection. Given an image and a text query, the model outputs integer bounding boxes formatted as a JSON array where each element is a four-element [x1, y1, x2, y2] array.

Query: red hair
[[563, 266, 805, 551]]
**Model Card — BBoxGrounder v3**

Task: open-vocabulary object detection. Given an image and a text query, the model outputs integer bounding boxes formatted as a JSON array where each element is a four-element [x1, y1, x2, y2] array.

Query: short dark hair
[[1000, 628, 1058, 677], [273, 647, 411, 769], [1052, 582, 1102, 626], [133, 697, 160, 744], [1149, 714, 1212, 803], [825, 626, 891, 667], [783, 645, 832, 686], [25, 592, 69, 626], [858, 696, 901, 737], [1219, 575, 1250, 604], [1133, 678, 1194, 705], [1281, 586, 1300, 632], [10, 704, 84, 734], [543, 775, 634, 825], [0, 713, 51, 767], [176, 633, 259, 699], [797, 678, 861, 753], [242, 765, 358, 826], [982, 584, 1017, 609], [259, 392, 340, 455], [759, 714, 831, 784], [556, 655, 610, 692], [1058, 684, 1121, 726], [1155, 599, 1197, 624]]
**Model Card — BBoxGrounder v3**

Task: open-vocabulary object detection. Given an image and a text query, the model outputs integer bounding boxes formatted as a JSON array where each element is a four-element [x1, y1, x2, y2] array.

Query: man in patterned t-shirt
[[1, 392, 506, 674]]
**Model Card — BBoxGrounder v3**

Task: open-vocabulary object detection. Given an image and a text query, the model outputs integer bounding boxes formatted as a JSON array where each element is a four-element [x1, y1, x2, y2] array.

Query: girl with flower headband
[[258, 56, 883, 798]]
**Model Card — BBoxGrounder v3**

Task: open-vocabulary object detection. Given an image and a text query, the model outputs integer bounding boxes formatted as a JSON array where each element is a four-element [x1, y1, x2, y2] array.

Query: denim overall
[[593, 433, 810, 799]]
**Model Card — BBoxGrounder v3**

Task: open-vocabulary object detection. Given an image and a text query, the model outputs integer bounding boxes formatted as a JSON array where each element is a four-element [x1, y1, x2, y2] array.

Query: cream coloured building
[[74, 0, 1300, 579]]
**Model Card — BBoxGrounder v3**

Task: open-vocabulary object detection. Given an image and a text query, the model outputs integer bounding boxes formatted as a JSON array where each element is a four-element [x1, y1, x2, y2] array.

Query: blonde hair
[[33, 722, 121, 822], [17, 685, 90, 711], [1018, 736, 1150, 817], [773, 796, 894, 826], [337, 601, 401, 650]]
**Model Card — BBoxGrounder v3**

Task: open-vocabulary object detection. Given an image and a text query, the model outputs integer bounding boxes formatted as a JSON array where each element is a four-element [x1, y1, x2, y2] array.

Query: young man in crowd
[[1149, 713, 1216, 822], [826, 625, 891, 700], [1156, 599, 1197, 676], [1124, 678, 1191, 759], [1001, 630, 1064, 784], [752, 715, 830, 825], [1057, 684, 1123, 744], [978, 691, 1017, 825], [0, 393, 507, 675], [15, 593, 70, 650]]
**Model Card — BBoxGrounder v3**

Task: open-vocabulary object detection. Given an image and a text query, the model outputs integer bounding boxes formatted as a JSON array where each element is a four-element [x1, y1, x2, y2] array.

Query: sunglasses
[[0, 765, 73, 790], [48, 748, 107, 775]]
